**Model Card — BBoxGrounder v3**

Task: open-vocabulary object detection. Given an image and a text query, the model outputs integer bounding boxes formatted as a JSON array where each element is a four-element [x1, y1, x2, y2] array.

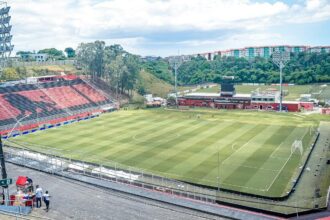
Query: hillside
[[2, 63, 173, 101], [24, 64, 78, 76], [137, 69, 173, 98]]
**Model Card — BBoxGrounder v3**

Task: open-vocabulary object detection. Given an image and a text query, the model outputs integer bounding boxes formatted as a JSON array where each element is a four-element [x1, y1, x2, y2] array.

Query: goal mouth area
[[291, 140, 303, 155]]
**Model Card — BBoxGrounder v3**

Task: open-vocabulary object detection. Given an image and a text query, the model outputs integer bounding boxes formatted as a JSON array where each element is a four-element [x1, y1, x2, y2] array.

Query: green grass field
[[12, 109, 319, 197]]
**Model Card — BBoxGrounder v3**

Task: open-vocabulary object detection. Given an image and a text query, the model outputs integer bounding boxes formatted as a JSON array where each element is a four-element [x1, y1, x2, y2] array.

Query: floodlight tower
[[272, 50, 290, 112], [0, 1, 13, 205], [168, 55, 184, 107], [0, 1, 13, 68]]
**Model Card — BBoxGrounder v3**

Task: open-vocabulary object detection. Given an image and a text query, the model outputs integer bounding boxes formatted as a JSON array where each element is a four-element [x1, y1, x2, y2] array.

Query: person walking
[[35, 185, 43, 208], [43, 191, 50, 212]]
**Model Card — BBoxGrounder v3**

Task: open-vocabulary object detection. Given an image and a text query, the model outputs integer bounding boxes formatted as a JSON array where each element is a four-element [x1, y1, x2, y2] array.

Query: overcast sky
[[7, 0, 330, 57]]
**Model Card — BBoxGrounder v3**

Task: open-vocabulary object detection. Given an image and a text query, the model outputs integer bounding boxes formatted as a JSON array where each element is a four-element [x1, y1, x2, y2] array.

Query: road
[[5, 163, 225, 220]]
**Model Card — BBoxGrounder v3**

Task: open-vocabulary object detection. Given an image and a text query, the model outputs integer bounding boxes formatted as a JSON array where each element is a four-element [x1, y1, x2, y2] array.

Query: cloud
[[6, 0, 330, 56]]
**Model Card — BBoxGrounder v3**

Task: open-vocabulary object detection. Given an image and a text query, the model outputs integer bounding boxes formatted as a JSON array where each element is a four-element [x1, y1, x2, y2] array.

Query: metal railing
[[3, 143, 329, 216]]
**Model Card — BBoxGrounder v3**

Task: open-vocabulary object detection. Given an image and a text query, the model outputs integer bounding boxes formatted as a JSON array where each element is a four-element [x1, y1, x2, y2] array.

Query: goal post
[[291, 140, 303, 156]]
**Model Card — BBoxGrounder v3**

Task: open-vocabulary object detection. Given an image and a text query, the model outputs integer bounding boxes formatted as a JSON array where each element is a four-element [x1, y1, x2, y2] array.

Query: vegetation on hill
[[0, 64, 78, 82], [76, 42, 140, 97], [38, 48, 66, 60], [141, 58, 173, 84], [137, 70, 173, 97], [16, 48, 67, 60], [3, 43, 330, 102], [177, 52, 330, 85]]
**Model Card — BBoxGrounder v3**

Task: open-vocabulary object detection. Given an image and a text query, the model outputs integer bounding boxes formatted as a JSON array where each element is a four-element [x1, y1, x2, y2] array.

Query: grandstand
[[0, 75, 115, 135]]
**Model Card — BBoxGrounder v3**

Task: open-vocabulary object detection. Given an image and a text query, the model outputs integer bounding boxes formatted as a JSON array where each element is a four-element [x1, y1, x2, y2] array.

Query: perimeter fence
[[3, 142, 329, 216]]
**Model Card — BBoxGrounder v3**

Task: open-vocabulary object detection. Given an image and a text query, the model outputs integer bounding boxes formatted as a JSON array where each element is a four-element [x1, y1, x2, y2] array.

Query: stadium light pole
[[169, 55, 184, 108], [272, 51, 290, 112]]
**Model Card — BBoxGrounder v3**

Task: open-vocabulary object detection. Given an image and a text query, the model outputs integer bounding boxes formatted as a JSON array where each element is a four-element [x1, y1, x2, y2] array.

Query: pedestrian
[[43, 191, 50, 212], [35, 185, 43, 208]]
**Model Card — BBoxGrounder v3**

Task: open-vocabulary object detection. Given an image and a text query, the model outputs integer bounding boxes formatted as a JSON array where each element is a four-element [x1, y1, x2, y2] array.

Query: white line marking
[[269, 142, 284, 158], [221, 164, 280, 172], [221, 182, 266, 192], [266, 152, 293, 191], [266, 127, 310, 191], [231, 143, 236, 151], [221, 139, 253, 165]]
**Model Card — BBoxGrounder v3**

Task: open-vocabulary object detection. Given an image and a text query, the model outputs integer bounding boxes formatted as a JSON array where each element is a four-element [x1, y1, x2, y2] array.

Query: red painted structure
[[321, 108, 330, 115], [300, 102, 314, 111], [178, 94, 310, 112]]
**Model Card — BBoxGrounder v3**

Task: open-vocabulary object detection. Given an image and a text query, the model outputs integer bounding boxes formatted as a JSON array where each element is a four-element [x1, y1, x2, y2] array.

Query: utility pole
[[0, 135, 9, 205], [272, 50, 290, 112]]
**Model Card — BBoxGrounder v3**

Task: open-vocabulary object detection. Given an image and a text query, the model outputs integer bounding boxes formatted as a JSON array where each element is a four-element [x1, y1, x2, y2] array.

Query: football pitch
[[12, 109, 319, 197]]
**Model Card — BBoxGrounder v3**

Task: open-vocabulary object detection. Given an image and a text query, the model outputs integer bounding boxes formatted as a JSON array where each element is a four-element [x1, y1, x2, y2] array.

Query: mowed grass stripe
[[104, 119, 202, 162], [66, 114, 165, 152], [167, 123, 256, 177], [219, 125, 282, 187], [16, 113, 147, 148], [226, 125, 295, 191], [112, 119, 209, 163], [127, 120, 228, 169], [119, 121, 218, 167], [12, 109, 319, 197], [181, 124, 265, 184], [150, 122, 240, 173], [142, 121, 235, 171], [49, 114, 149, 150], [262, 126, 308, 170], [83, 116, 185, 157]]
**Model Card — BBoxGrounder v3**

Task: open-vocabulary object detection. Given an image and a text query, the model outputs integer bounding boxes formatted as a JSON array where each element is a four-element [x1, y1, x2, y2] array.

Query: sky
[[6, 0, 330, 57]]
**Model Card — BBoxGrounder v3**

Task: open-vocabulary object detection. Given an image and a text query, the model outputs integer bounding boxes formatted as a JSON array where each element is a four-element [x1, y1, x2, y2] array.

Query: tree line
[[16, 47, 76, 61], [175, 52, 330, 85], [75, 41, 141, 96], [4, 43, 329, 91], [142, 52, 330, 85]]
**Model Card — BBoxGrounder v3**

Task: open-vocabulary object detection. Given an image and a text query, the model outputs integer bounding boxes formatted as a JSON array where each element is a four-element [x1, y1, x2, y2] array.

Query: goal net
[[291, 140, 303, 155]]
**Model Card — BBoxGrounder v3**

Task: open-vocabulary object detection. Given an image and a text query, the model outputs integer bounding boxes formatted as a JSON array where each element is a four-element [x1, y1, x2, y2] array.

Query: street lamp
[[272, 50, 290, 112]]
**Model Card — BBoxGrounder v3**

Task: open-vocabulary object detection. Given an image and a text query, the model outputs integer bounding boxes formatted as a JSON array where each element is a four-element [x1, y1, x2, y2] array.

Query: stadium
[[0, 73, 329, 218], [0, 1, 329, 219]]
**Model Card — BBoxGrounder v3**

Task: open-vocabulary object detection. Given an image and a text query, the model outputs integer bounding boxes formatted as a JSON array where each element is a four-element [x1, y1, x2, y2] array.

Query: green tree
[[174, 52, 330, 85], [64, 47, 76, 58], [38, 48, 65, 60], [76, 42, 141, 98]]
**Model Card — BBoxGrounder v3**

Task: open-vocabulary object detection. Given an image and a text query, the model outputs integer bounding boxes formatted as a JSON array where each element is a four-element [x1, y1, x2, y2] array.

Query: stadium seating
[[0, 77, 113, 131]]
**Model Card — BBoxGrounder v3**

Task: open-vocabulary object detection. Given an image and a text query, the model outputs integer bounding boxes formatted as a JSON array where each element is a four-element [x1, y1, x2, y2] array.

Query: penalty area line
[[265, 152, 293, 192], [221, 139, 253, 165]]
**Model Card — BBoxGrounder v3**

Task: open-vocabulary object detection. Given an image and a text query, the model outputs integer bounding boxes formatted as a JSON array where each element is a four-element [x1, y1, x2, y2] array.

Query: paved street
[[5, 163, 225, 220]]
